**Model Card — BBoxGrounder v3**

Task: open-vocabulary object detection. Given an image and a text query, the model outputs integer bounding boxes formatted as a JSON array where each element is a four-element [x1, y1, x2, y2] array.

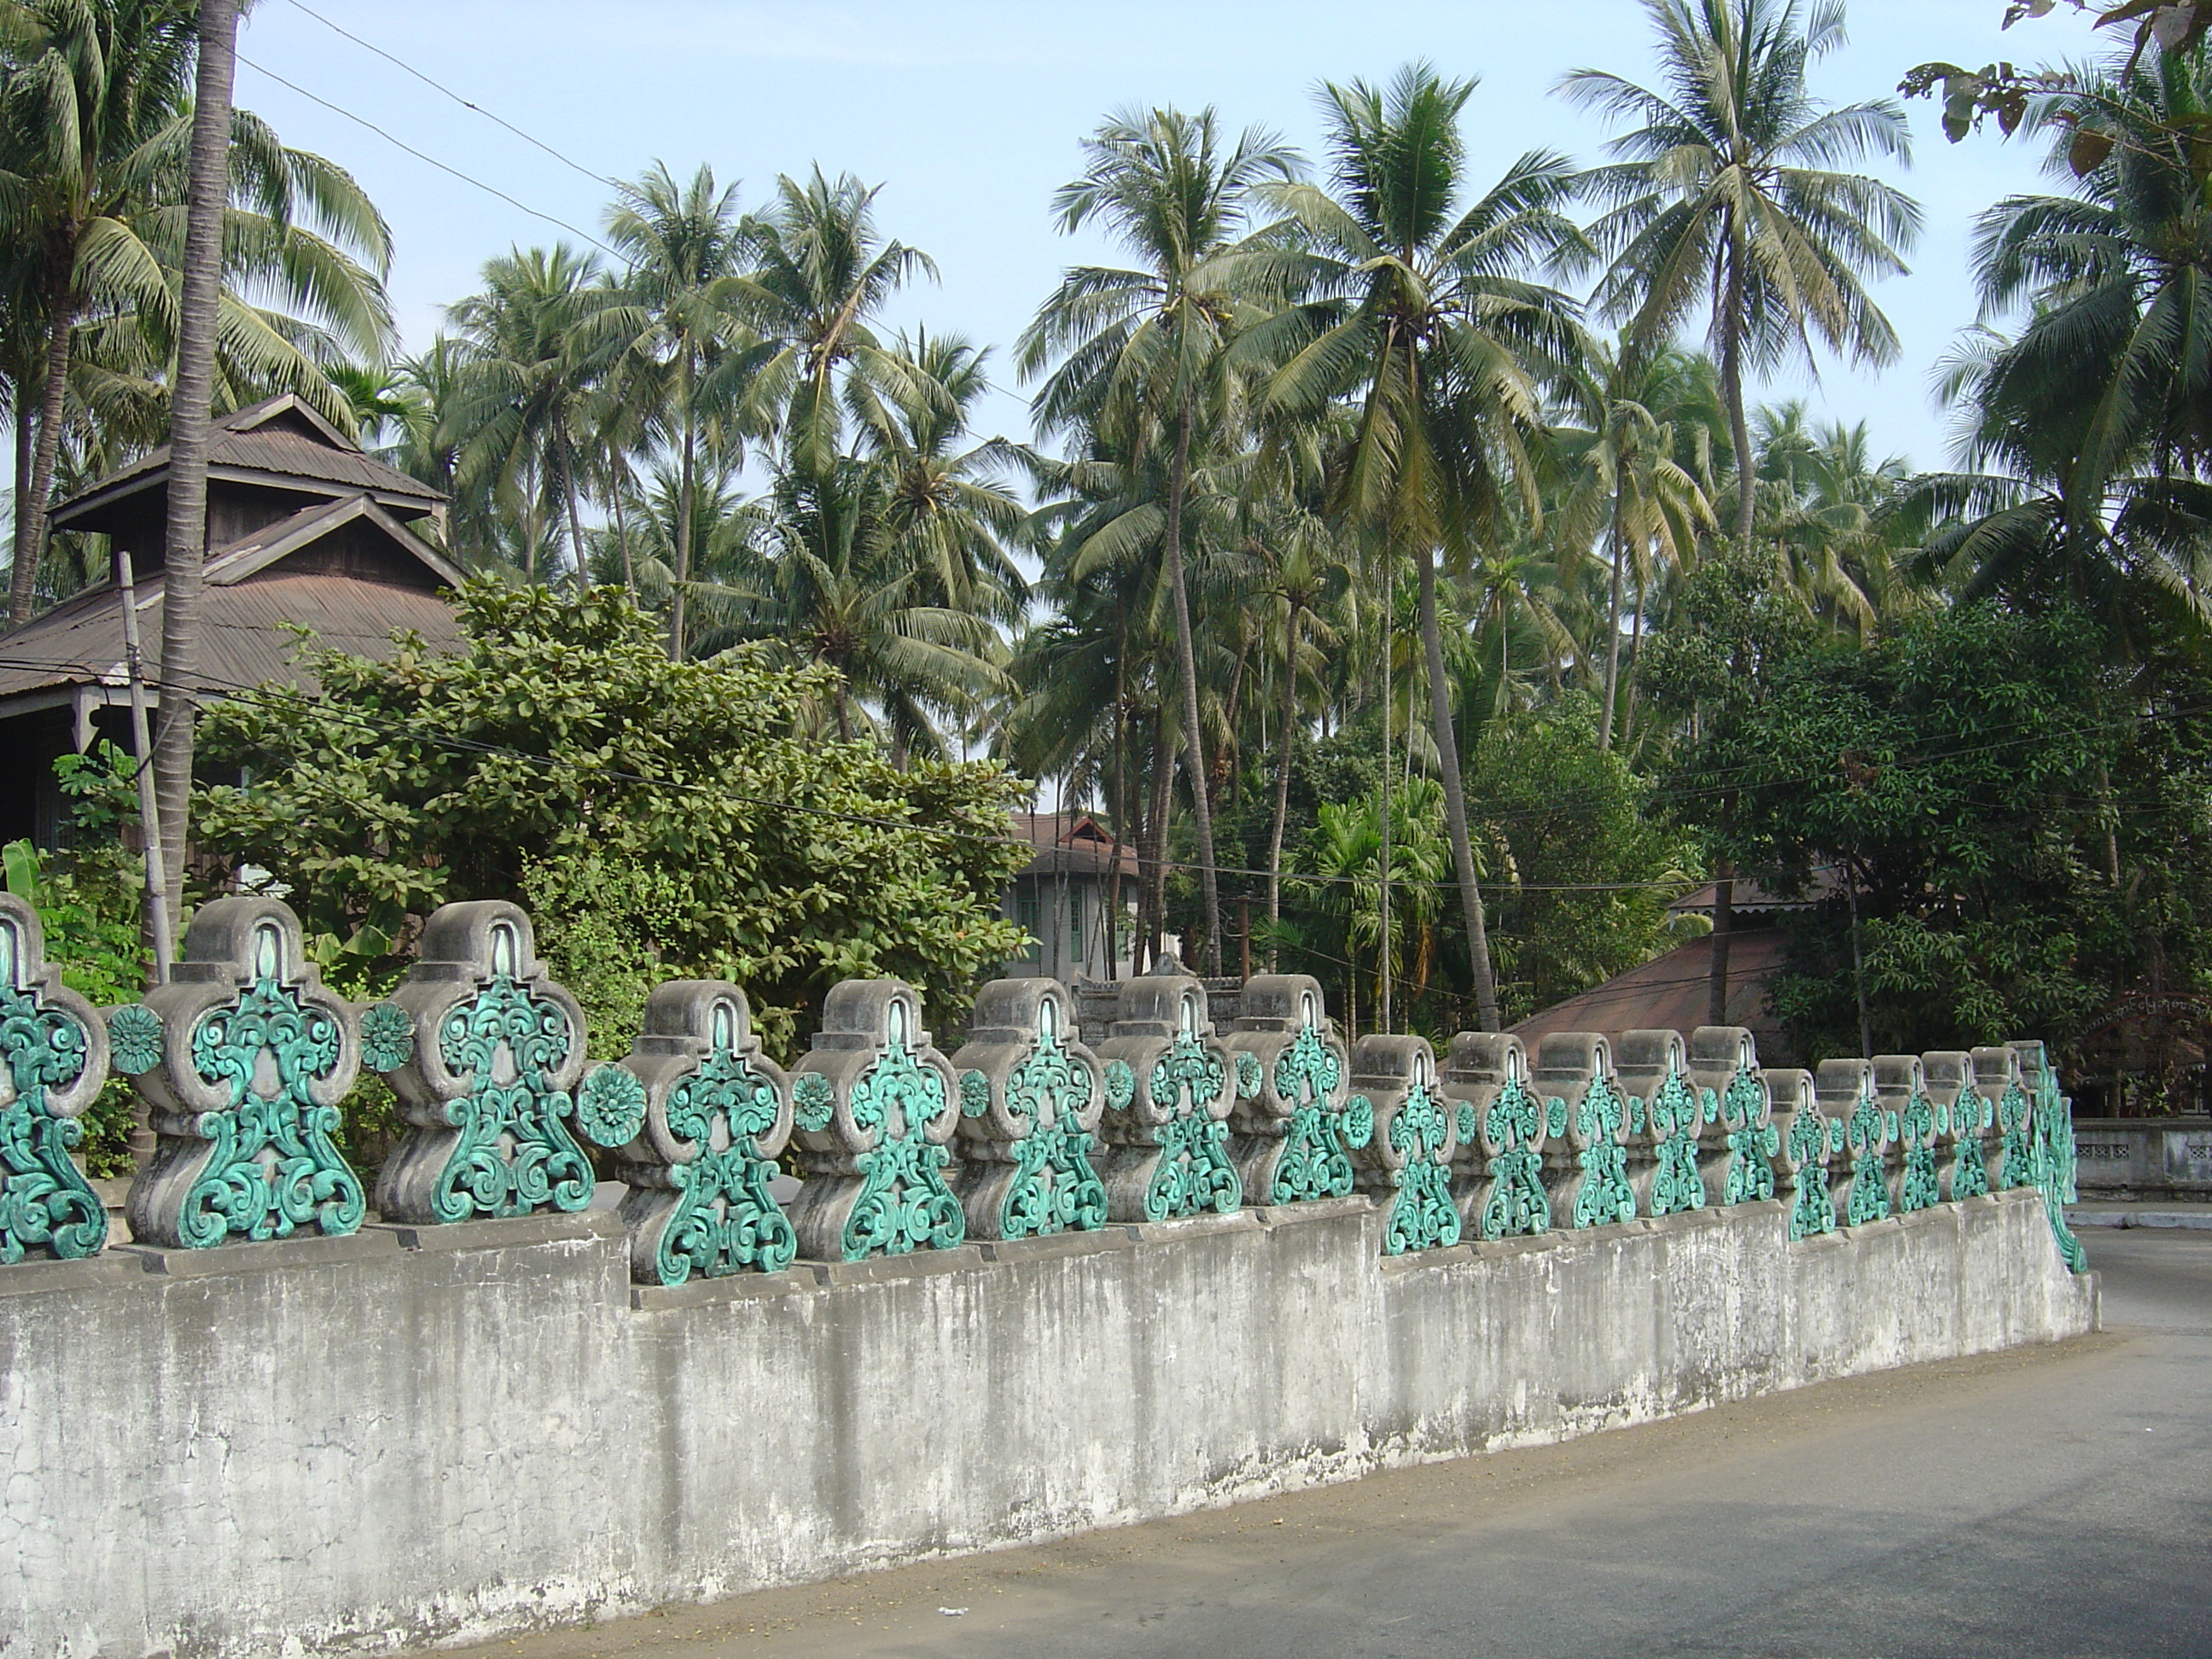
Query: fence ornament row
[[0, 894, 2093, 1281]]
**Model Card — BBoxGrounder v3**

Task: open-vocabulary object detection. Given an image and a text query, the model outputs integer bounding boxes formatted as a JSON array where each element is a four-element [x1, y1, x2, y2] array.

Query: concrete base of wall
[[0, 1190, 2094, 1659]]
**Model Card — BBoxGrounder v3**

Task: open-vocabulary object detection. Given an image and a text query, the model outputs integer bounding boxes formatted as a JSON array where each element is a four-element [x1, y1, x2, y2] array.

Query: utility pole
[[114, 551, 172, 982], [150, 0, 240, 937]]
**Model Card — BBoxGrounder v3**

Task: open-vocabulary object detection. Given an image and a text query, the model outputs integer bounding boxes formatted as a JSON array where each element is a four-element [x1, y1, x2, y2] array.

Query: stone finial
[[1815, 1058, 1891, 1227], [1093, 970, 1241, 1223], [371, 901, 633, 1225], [1690, 1026, 1775, 1204], [0, 895, 109, 1261], [1349, 1034, 1459, 1254], [949, 977, 1108, 1241], [1534, 1033, 1636, 1229], [786, 979, 965, 1260], [1767, 1067, 1836, 1238], [1220, 975, 1368, 1207], [119, 897, 365, 1248], [602, 981, 796, 1284], [1875, 1054, 1941, 1214], [1441, 1032, 1548, 1239], [1615, 1028, 1708, 1217]]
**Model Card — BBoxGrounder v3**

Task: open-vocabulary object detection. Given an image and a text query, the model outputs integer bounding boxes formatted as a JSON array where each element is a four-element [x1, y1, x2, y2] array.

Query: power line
[[280, 0, 620, 191], [236, 54, 621, 259]]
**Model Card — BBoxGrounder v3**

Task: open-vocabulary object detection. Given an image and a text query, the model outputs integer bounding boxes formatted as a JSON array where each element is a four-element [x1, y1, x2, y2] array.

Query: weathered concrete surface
[[0, 1190, 2093, 1659], [2071, 1115, 2212, 1201]]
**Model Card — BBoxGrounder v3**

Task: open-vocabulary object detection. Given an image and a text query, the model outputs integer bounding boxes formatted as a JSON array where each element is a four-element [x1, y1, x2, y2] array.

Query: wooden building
[[0, 394, 460, 846]]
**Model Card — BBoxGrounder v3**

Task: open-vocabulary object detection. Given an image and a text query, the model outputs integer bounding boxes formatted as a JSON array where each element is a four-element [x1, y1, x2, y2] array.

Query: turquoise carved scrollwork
[[1383, 1073, 1459, 1254], [1897, 1091, 1942, 1214], [1646, 1068, 1709, 1216], [965, 989, 1109, 1240], [431, 971, 594, 1220], [1842, 1097, 1894, 1225], [1142, 1033, 1239, 1221], [1948, 1091, 1991, 1201], [1787, 1111, 1839, 1240], [842, 1035, 964, 1257], [1266, 1021, 1367, 1203], [1570, 1076, 1637, 1228], [1996, 1083, 2035, 1190], [0, 898, 107, 1262], [1477, 1078, 1550, 1239], [123, 900, 365, 1249], [2022, 1052, 2087, 1273], [659, 1048, 793, 1280], [1718, 1072, 1778, 1203]]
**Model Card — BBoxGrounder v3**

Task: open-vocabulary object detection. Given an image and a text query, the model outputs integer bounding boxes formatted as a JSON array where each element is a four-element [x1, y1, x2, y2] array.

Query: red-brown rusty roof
[[1511, 927, 1796, 1064]]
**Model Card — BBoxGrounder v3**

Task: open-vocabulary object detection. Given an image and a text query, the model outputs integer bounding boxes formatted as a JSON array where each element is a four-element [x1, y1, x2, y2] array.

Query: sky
[[231, 0, 2082, 475]]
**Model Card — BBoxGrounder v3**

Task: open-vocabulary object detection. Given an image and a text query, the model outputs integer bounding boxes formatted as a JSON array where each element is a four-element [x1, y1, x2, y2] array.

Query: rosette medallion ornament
[[118, 897, 365, 1248], [786, 979, 966, 1260], [950, 978, 1108, 1240], [602, 981, 799, 1284], [1441, 1033, 1550, 1240], [1094, 972, 1242, 1222], [1222, 976, 1370, 1206], [1350, 1034, 1460, 1254], [0, 894, 109, 1260], [370, 902, 643, 1225]]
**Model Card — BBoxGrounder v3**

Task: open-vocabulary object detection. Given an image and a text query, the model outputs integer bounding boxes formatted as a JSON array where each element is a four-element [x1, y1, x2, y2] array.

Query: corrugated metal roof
[[1511, 928, 1795, 1062], [0, 572, 460, 707]]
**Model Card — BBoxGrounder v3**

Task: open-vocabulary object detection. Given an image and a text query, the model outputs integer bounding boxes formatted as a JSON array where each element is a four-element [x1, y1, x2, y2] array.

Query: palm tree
[[443, 244, 609, 582], [1561, 0, 1920, 551], [1251, 62, 1587, 1031], [1018, 105, 1302, 974], [596, 162, 751, 655], [0, 0, 393, 621]]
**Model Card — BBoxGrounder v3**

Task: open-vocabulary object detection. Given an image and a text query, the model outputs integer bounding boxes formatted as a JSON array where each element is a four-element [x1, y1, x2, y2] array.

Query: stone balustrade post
[[1818, 1058, 1892, 1228], [118, 897, 366, 1248], [1093, 970, 1242, 1223], [1220, 975, 1370, 1207], [1875, 1054, 1940, 1214], [1923, 1050, 1991, 1202], [948, 977, 1109, 1241], [1348, 1033, 1459, 1254], [1767, 1068, 1836, 1238], [602, 981, 798, 1284], [370, 901, 643, 1226], [1615, 1028, 1708, 1217], [1534, 1033, 1636, 1228], [1973, 1045, 2033, 1192], [1690, 1025, 1774, 1204], [786, 979, 966, 1261], [1441, 1032, 1550, 1240], [0, 894, 109, 1260]]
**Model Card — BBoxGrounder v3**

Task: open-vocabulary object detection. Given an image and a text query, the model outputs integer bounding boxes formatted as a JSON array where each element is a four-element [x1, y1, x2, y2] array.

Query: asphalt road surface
[[475, 1229, 2212, 1659]]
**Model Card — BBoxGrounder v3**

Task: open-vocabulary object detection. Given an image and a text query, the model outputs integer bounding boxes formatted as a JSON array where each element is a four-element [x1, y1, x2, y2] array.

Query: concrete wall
[[0, 1190, 2094, 1659], [2071, 1116, 2212, 1201]]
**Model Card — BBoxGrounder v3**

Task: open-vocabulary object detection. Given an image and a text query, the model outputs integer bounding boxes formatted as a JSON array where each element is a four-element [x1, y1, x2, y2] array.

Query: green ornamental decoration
[[1718, 1071, 1778, 1204], [950, 980, 1108, 1241], [1897, 1091, 1942, 1214], [122, 899, 365, 1249], [605, 982, 799, 1284], [1225, 979, 1369, 1207], [1646, 1067, 1710, 1216], [106, 1003, 161, 1076], [374, 902, 631, 1225], [1842, 1097, 1895, 1225], [1571, 1075, 1637, 1229], [1996, 1081, 2036, 1190], [2018, 1044, 2088, 1274], [1477, 1078, 1551, 1239], [1351, 1035, 1460, 1254], [786, 981, 966, 1261], [359, 1001, 414, 1074], [1096, 975, 1242, 1224], [0, 896, 108, 1262], [1784, 1109, 1838, 1240], [1948, 1090, 1992, 1201]]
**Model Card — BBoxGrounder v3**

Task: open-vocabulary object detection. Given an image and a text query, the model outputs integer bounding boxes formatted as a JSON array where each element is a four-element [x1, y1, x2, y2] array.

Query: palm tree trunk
[[1144, 699, 1172, 972], [1598, 500, 1627, 752], [1161, 406, 1223, 974], [150, 0, 239, 940], [613, 480, 635, 598], [1621, 568, 1644, 751], [667, 356, 695, 657], [562, 456, 588, 588], [1105, 622, 1128, 981], [10, 394, 32, 613], [1266, 602, 1301, 966], [11, 291, 77, 624], [1721, 252, 1755, 550], [1417, 548, 1500, 1031]]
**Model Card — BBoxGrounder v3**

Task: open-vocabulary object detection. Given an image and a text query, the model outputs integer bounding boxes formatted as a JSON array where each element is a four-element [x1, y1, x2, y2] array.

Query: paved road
[[479, 1231, 2212, 1659]]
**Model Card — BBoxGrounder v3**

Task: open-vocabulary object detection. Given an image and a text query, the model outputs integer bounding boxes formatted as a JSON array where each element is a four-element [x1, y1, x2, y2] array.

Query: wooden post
[[114, 551, 172, 985]]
